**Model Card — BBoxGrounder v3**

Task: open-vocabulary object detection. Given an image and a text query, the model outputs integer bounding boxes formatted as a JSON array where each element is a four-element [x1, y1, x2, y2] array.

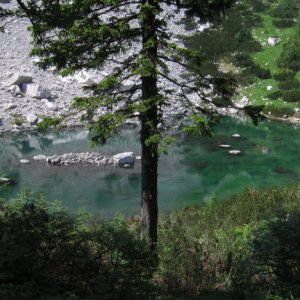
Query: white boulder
[[113, 152, 135, 168], [229, 150, 241, 155], [232, 134, 240, 138], [20, 159, 30, 164], [21, 83, 51, 99], [27, 113, 38, 125], [8, 85, 23, 97], [268, 37, 280, 46], [33, 154, 47, 161], [219, 144, 231, 148], [4, 73, 32, 87], [236, 96, 250, 108]]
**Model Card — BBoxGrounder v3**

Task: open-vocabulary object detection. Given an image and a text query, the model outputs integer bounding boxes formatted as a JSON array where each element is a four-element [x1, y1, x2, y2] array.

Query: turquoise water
[[0, 117, 299, 216]]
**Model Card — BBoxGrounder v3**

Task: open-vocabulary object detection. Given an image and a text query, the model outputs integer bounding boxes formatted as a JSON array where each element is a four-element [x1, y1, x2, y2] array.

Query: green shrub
[[0, 190, 155, 299], [278, 79, 300, 90], [249, 0, 268, 13], [282, 89, 300, 102], [11, 113, 25, 126], [278, 36, 300, 71], [273, 18, 295, 28], [238, 213, 300, 299], [271, 0, 300, 19], [263, 103, 295, 117], [244, 64, 271, 79], [267, 90, 283, 100], [273, 69, 295, 81], [158, 184, 300, 296], [233, 53, 254, 68]]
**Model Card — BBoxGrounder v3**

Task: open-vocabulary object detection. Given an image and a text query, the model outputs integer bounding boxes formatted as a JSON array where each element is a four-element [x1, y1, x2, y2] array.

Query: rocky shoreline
[[1, 1, 300, 138]]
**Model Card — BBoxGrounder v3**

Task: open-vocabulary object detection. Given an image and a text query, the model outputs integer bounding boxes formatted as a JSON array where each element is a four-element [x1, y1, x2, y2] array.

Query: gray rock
[[27, 113, 38, 125], [268, 37, 280, 46], [236, 96, 250, 108], [113, 152, 135, 167], [33, 154, 47, 160], [232, 134, 240, 138], [5, 102, 17, 110], [21, 83, 51, 99], [4, 73, 32, 87], [8, 85, 22, 97], [0, 177, 15, 184]]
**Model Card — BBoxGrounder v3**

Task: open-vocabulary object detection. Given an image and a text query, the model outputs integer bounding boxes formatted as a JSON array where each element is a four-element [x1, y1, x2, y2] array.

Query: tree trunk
[[140, 0, 159, 246]]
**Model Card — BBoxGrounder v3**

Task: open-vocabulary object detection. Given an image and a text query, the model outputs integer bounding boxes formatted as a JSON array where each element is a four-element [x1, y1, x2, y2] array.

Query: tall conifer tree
[[16, 0, 261, 245]]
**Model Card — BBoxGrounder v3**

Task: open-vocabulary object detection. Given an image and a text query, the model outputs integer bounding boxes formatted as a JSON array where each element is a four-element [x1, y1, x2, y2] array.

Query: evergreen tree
[[16, 0, 261, 245]]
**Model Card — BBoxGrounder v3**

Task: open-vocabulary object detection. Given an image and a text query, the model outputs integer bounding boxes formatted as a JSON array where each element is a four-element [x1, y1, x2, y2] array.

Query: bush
[[273, 18, 295, 28], [282, 89, 300, 102], [244, 63, 271, 79], [249, 0, 268, 13], [263, 103, 295, 117], [278, 79, 300, 90], [278, 36, 300, 71], [267, 90, 283, 100], [273, 69, 295, 81], [238, 213, 300, 299], [233, 53, 254, 68], [0, 191, 155, 299], [271, 0, 300, 19], [158, 183, 300, 295]]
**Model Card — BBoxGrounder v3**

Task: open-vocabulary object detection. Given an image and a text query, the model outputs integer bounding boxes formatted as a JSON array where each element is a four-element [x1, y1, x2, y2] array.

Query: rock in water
[[229, 150, 241, 155], [20, 159, 30, 164], [33, 154, 47, 161], [113, 152, 135, 168]]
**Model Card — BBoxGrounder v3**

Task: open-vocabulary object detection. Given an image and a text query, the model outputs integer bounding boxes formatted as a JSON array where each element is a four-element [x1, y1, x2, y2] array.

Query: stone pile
[[46, 152, 114, 166], [31, 151, 136, 168]]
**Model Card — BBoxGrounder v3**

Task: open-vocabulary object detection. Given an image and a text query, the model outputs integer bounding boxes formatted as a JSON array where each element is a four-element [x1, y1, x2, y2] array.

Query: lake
[[0, 117, 299, 217]]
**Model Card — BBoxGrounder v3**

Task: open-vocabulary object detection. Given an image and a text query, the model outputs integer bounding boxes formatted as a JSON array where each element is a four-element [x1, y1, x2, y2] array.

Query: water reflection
[[0, 117, 300, 216]]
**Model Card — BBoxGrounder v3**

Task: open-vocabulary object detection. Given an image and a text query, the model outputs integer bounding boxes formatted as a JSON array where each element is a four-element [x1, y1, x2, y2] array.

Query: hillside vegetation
[[1, 184, 300, 299], [185, 0, 300, 118]]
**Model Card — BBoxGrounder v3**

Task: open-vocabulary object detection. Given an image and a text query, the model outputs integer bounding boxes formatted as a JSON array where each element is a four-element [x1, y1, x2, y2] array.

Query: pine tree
[[16, 0, 262, 246]]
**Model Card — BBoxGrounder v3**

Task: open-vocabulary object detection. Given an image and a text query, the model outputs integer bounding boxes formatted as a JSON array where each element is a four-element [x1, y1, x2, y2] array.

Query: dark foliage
[[273, 18, 295, 28], [278, 34, 300, 71], [282, 89, 300, 102], [273, 69, 295, 81], [242, 213, 300, 299], [270, 0, 300, 19], [278, 78, 300, 90], [0, 191, 155, 299]]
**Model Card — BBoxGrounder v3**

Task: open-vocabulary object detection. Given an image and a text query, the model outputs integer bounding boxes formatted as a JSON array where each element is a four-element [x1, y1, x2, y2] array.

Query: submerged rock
[[229, 150, 241, 155]]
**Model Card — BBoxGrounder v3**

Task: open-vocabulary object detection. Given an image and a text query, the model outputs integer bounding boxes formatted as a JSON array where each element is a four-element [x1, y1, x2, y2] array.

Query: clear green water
[[0, 117, 299, 217]]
